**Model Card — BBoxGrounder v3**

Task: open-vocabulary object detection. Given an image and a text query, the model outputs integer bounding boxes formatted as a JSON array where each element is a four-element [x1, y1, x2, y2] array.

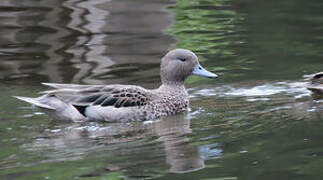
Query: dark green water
[[0, 0, 323, 179]]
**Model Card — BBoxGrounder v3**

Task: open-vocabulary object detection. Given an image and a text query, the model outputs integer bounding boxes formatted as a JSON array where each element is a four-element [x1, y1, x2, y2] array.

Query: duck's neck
[[158, 82, 186, 93]]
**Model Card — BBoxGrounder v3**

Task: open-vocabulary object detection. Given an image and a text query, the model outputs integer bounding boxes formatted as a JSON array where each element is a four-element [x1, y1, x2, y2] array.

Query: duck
[[14, 49, 218, 122], [304, 72, 323, 95]]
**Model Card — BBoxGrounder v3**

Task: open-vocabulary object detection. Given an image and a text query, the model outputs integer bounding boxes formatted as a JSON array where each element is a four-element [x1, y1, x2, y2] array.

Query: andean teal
[[15, 49, 218, 122], [304, 72, 323, 95]]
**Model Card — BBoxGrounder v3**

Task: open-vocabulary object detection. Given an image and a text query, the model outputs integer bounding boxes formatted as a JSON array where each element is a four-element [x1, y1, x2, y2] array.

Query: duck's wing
[[74, 85, 153, 108], [41, 83, 154, 108], [42, 83, 100, 89]]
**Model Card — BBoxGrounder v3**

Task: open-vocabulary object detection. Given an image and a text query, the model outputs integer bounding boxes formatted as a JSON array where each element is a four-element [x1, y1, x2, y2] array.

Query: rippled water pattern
[[0, 0, 323, 179]]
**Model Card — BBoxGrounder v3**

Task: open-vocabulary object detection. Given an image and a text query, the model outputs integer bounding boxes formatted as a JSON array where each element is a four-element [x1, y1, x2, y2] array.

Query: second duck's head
[[160, 49, 218, 85]]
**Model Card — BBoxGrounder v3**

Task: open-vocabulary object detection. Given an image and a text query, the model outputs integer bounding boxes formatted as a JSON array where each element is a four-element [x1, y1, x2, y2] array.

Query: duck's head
[[160, 49, 217, 85]]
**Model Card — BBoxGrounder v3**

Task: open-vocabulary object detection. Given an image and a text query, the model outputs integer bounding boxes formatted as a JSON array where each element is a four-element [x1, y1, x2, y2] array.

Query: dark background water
[[0, 0, 323, 179]]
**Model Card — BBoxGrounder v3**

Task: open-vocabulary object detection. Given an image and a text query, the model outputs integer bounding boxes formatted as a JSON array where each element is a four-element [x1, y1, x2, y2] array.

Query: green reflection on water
[[168, 0, 244, 57]]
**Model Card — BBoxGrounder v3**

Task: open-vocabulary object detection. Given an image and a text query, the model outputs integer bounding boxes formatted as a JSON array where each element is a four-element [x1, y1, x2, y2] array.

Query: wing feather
[[41, 83, 153, 108]]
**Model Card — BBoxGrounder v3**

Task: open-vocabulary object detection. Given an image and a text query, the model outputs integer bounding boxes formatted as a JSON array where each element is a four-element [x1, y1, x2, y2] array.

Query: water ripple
[[190, 81, 311, 101]]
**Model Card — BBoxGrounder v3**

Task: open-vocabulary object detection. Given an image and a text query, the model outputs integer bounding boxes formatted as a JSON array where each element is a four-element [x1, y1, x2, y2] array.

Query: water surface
[[0, 0, 323, 179]]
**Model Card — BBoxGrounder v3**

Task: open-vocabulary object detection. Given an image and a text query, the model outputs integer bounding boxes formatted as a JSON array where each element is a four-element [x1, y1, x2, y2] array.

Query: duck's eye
[[178, 57, 186, 62]]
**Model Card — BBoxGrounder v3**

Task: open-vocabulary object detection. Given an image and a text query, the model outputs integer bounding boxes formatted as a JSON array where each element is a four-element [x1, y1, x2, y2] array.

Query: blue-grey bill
[[192, 64, 218, 78]]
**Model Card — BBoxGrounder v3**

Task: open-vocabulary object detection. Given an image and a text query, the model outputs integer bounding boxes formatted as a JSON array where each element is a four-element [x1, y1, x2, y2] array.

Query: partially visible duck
[[304, 72, 323, 95], [15, 49, 218, 122]]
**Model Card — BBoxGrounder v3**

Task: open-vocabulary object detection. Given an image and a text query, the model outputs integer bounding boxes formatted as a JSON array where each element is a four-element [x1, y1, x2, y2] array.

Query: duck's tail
[[14, 95, 85, 122], [14, 96, 56, 110]]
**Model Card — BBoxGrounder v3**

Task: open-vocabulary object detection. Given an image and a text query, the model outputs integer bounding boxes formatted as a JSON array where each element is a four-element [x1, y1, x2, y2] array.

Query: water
[[0, 0, 323, 179]]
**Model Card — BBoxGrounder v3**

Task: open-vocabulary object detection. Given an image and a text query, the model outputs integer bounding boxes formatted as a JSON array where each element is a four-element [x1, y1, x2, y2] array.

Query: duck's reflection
[[24, 114, 209, 176], [152, 115, 205, 173]]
